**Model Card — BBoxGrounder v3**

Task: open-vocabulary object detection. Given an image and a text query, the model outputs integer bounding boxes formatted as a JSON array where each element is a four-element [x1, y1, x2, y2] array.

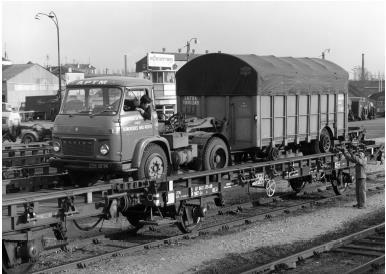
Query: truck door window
[[123, 88, 148, 112]]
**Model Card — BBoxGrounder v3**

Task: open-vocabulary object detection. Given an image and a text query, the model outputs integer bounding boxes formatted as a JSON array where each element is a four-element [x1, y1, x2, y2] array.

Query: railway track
[[240, 222, 385, 274], [29, 181, 384, 274]]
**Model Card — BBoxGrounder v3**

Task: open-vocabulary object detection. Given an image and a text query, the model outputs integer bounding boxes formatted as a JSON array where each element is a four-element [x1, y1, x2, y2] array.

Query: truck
[[50, 53, 349, 187]]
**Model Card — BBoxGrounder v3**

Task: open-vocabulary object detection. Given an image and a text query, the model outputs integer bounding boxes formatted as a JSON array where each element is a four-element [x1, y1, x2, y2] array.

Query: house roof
[[151, 51, 201, 62], [50, 66, 84, 74], [2, 64, 35, 81], [65, 63, 96, 70]]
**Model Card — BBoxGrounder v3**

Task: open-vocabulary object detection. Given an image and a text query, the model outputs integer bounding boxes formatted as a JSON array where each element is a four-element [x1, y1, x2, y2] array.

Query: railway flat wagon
[[176, 53, 349, 158]]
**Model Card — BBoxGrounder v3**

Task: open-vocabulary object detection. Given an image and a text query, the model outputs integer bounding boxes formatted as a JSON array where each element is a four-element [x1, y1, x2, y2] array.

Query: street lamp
[[35, 11, 62, 100], [185, 38, 198, 62]]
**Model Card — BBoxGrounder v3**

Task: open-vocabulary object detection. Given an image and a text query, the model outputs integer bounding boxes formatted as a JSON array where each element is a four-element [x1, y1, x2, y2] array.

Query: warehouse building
[[2, 62, 59, 109]]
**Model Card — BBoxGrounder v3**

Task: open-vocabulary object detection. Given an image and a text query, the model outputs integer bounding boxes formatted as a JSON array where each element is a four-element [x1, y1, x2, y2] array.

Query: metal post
[[35, 11, 61, 101], [186, 41, 190, 62]]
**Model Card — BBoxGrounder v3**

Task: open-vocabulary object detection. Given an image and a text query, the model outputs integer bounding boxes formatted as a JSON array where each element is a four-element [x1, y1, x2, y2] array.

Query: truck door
[[120, 88, 154, 161]]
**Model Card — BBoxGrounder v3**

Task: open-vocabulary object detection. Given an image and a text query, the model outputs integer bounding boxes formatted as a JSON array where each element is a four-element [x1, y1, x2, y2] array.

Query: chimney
[[205, 50, 209, 54], [162, 48, 166, 53], [178, 48, 181, 53], [361, 53, 365, 81], [124, 55, 127, 76]]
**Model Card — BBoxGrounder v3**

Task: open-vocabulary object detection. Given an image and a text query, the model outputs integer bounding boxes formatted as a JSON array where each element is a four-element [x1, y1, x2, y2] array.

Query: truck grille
[[62, 139, 94, 156]]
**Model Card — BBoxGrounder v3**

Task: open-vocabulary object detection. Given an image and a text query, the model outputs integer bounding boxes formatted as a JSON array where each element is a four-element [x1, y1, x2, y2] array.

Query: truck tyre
[[202, 137, 229, 170], [319, 128, 332, 153], [21, 133, 37, 144], [136, 143, 168, 179]]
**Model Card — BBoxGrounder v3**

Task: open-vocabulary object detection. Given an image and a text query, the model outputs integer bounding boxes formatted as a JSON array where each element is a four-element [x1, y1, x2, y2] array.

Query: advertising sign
[[148, 53, 175, 68]]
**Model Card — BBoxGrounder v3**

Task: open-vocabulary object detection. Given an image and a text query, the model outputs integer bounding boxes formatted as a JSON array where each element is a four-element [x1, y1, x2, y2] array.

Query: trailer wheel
[[68, 171, 100, 187], [203, 137, 229, 170], [332, 172, 351, 195], [21, 133, 37, 144], [319, 128, 332, 153], [289, 178, 306, 193], [136, 143, 168, 179]]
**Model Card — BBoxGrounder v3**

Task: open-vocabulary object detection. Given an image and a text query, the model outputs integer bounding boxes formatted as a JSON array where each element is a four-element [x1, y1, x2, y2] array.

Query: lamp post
[[321, 48, 330, 60], [185, 38, 198, 62], [35, 11, 62, 100]]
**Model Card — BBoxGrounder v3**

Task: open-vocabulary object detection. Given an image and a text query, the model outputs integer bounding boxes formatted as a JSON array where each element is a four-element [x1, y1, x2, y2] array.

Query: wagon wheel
[[264, 176, 276, 197], [2, 243, 34, 274], [176, 202, 202, 233], [289, 178, 306, 193], [332, 172, 351, 195], [2, 261, 33, 274]]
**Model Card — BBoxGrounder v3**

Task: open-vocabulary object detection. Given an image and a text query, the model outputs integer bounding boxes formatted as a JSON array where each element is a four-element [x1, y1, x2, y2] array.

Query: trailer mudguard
[[131, 136, 172, 169]]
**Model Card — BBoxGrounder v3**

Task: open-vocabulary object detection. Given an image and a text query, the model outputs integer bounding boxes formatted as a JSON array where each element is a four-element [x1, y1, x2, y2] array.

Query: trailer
[[177, 53, 349, 158]]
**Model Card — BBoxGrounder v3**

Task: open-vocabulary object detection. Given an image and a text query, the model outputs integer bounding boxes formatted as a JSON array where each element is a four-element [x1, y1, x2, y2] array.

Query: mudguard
[[131, 136, 172, 168], [189, 131, 231, 169], [20, 129, 40, 142]]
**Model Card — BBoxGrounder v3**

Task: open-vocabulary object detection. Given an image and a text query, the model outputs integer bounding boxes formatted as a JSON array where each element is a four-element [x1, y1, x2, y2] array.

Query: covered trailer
[[176, 53, 348, 155]]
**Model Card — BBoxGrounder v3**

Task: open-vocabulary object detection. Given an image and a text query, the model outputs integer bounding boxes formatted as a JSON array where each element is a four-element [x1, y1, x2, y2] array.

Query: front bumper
[[49, 157, 136, 173]]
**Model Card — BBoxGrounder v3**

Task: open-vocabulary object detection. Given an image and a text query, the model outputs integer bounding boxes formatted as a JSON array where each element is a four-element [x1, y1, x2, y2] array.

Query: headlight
[[99, 144, 110, 155], [53, 141, 61, 152]]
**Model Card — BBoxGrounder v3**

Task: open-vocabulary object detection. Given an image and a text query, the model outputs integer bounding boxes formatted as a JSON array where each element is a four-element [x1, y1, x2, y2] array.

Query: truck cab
[[51, 77, 171, 184]]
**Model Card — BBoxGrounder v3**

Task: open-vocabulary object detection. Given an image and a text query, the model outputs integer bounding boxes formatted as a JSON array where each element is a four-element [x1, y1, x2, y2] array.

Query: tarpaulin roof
[[176, 53, 348, 96]]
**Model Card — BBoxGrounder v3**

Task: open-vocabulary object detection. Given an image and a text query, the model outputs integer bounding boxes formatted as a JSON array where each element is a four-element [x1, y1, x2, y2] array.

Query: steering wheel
[[157, 112, 168, 121], [167, 113, 185, 132]]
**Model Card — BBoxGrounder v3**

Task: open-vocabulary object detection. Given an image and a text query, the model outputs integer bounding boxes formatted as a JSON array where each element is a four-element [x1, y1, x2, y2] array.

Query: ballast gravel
[[70, 190, 385, 274]]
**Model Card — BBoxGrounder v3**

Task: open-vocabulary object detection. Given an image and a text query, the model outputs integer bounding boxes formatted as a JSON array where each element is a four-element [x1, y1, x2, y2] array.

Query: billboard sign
[[148, 53, 175, 68]]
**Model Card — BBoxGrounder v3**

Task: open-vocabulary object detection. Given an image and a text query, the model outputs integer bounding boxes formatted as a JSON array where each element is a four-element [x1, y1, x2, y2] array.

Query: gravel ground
[[67, 186, 384, 273]]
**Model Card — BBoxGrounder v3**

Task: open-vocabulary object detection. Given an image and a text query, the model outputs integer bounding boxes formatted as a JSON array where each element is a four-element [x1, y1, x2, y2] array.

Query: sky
[[1, 1, 385, 78]]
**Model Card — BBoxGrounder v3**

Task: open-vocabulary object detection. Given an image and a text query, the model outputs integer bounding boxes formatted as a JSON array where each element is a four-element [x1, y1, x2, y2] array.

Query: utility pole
[[361, 53, 365, 81]]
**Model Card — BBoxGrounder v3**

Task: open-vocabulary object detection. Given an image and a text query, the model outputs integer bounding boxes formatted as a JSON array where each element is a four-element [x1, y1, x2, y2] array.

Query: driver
[[136, 95, 152, 120]]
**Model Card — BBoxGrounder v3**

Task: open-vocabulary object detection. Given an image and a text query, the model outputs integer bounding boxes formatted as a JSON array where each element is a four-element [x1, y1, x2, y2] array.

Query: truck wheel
[[319, 128, 332, 153], [203, 137, 229, 170], [68, 171, 100, 187], [137, 143, 168, 179], [21, 133, 37, 144]]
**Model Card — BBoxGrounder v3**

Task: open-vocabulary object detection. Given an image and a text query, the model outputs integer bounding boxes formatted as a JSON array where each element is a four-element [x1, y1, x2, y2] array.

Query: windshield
[[60, 87, 122, 115]]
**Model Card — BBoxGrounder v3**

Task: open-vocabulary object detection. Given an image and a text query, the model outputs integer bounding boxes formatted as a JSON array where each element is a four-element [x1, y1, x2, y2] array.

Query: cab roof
[[67, 76, 152, 87]]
